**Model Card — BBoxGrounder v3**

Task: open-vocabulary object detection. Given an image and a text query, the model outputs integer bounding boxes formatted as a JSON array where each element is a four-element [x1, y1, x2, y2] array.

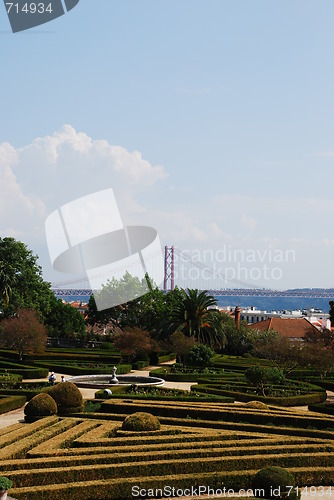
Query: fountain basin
[[66, 374, 165, 389]]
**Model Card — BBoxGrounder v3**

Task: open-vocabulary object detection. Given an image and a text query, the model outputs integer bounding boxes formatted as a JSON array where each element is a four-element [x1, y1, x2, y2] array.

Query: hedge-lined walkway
[[1, 407, 334, 499], [1, 365, 333, 430], [0, 365, 196, 429]]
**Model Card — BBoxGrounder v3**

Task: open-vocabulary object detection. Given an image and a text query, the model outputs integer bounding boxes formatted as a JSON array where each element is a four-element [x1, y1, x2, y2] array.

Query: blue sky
[[1, 1, 334, 290]]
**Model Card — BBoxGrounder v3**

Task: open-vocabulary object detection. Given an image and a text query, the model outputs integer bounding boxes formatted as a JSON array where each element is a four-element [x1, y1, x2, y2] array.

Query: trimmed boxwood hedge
[[131, 360, 149, 370], [191, 384, 327, 406], [252, 466, 299, 500], [0, 395, 26, 414], [94, 390, 233, 403], [98, 400, 334, 430], [6, 451, 334, 489], [0, 360, 34, 369], [8, 468, 334, 500], [2, 396, 334, 500], [24, 393, 58, 422], [33, 352, 122, 363], [306, 379, 334, 391], [0, 367, 49, 379], [34, 363, 132, 376], [149, 368, 240, 382], [0, 389, 42, 401], [46, 382, 83, 416], [122, 412, 160, 431], [308, 403, 334, 416]]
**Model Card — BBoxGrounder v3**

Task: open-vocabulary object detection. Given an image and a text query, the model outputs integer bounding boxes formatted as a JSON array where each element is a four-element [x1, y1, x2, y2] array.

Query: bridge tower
[[164, 245, 175, 292]]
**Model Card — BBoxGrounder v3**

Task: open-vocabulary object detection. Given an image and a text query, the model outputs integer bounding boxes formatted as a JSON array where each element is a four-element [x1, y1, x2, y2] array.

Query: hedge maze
[[1, 400, 334, 499]]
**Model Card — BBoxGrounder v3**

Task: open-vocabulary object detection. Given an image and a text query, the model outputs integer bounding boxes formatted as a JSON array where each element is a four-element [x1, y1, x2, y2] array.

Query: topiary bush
[[245, 365, 285, 396], [245, 401, 269, 410], [122, 412, 161, 432], [187, 344, 214, 367], [47, 382, 83, 416], [252, 466, 300, 500], [24, 393, 57, 422], [0, 475, 12, 492]]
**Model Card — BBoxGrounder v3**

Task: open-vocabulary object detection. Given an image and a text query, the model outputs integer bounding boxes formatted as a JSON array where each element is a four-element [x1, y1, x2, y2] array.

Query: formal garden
[[1, 392, 334, 499], [1, 237, 334, 498]]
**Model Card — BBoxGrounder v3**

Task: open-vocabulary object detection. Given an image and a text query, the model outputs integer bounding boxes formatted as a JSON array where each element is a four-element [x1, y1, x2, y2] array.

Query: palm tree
[[169, 288, 224, 348]]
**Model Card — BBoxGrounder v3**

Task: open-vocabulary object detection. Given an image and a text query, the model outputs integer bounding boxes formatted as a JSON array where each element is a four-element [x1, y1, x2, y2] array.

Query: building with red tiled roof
[[67, 300, 89, 314], [248, 317, 319, 341]]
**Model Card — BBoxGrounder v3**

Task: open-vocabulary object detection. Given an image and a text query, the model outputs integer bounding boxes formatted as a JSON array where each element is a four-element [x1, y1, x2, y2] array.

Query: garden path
[[1, 365, 333, 427]]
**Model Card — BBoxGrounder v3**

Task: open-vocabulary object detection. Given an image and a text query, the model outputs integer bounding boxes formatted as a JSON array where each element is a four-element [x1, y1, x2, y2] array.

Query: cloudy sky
[[1, 1, 334, 290]]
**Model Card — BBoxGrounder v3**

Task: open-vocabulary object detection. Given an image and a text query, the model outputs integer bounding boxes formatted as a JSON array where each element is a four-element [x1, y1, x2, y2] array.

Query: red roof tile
[[248, 317, 318, 339]]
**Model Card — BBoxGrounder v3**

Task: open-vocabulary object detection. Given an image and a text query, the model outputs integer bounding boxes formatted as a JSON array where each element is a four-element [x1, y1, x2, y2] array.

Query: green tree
[[0, 238, 55, 320], [222, 314, 253, 355], [186, 344, 214, 367], [87, 273, 182, 342], [0, 308, 47, 360], [45, 299, 86, 338], [168, 289, 224, 348], [245, 365, 285, 396], [86, 272, 149, 331]]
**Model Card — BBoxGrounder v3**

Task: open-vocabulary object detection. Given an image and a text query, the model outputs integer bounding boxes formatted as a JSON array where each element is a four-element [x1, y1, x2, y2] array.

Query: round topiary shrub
[[252, 466, 300, 500], [122, 412, 160, 432], [47, 382, 83, 415], [24, 393, 57, 422], [246, 401, 270, 410]]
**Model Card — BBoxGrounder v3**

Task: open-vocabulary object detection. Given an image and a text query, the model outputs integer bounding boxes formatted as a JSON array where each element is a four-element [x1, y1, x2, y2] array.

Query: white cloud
[[1, 125, 333, 289], [0, 142, 45, 238], [0, 124, 167, 253], [16, 125, 167, 204]]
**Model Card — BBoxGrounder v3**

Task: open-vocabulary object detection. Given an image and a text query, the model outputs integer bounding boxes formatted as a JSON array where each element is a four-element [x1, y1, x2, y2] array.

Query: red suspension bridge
[[52, 245, 334, 299]]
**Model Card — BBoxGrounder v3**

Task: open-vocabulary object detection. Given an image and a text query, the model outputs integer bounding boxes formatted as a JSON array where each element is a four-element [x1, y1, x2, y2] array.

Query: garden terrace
[[0, 348, 131, 377], [0, 358, 48, 379], [94, 385, 234, 403], [191, 380, 326, 406], [1, 402, 334, 499], [96, 399, 334, 432], [149, 366, 244, 382], [211, 354, 273, 370], [0, 395, 26, 414], [308, 403, 334, 416], [150, 366, 327, 406], [33, 361, 132, 376], [0, 381, 50, 402]]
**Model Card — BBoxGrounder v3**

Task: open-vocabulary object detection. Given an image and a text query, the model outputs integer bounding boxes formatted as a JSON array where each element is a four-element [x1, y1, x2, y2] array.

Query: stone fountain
[[66, 366, 164, 389]]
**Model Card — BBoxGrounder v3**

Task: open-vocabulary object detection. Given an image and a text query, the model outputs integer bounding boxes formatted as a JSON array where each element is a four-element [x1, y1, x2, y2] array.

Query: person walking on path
[[48, 372, 56, 385]]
